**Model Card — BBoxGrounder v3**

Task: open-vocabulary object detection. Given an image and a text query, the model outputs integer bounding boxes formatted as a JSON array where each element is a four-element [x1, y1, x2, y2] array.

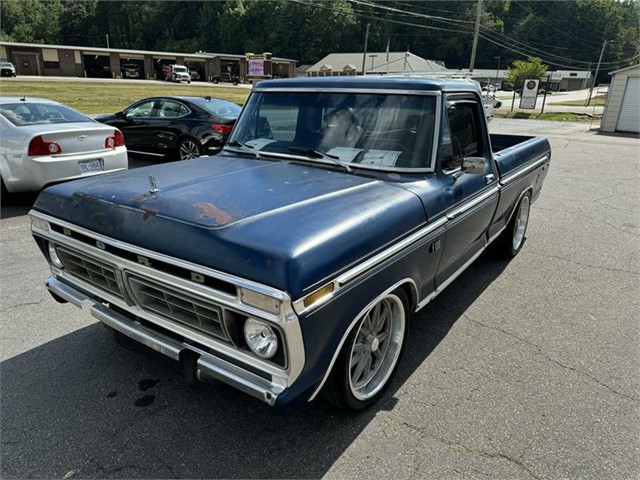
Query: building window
[[43, 61, 60, 70], [569, 73, 578, 77]]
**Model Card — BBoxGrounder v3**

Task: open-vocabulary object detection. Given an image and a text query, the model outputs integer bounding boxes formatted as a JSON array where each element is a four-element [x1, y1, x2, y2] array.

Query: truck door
[[435, 94, 499, 288]]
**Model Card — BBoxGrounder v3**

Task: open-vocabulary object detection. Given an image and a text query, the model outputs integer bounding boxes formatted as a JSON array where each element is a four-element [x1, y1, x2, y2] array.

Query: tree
[[505, 57, 548, 87]]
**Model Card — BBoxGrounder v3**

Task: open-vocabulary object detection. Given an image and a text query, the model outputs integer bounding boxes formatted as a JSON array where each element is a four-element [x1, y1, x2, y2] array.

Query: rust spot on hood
[[195, 202, 232, 225], [142, 206, 159, 220]]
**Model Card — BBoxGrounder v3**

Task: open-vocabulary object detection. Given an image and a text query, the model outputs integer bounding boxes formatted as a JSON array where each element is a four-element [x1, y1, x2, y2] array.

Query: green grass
[[0, 79, 250, 114], [495, 111, 596, 123], [549, 93, 607, 107]]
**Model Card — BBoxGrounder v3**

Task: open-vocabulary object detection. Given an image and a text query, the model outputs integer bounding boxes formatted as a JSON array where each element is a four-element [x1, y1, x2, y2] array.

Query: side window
[[445, 101, 484, 170], [157, 100, 189, 118], [126, 100, 156, 118]]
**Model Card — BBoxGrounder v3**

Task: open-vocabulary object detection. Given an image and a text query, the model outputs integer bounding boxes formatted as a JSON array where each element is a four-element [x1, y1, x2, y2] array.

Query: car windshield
[[0, 102, 93, 126], [229, 91, 437, 170], [197, 99, 241, 119], [0, 62, 13, 68], [174, 67, 188, 73]]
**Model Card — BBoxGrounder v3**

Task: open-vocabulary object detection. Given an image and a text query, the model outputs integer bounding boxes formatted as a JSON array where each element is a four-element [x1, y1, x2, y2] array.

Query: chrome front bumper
[[46, 276, 284, 406]]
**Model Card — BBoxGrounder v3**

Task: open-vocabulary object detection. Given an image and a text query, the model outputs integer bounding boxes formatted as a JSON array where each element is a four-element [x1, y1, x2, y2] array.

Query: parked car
[[29, 77, 550, 412], [95, 96, 241, 160], [0, 97, 127, 195], [0, 61, 17, 77], [212, 72, 240, 85], [189, 70, 200, 81]]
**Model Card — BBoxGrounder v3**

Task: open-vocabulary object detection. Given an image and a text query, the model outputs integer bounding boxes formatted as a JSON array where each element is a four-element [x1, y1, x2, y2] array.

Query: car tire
[[324, 288, 408, 410], [213, 78, 219, 84], [1, 177, 11, 204], [493, 191, 531, 258], [177, 137, 203, 160], [233, 80, 239, 86], [495, 101, 503, 109]]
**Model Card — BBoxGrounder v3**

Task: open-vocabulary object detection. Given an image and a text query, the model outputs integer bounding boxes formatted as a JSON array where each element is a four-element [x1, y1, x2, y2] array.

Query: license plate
[[79, 159, 103, 173]]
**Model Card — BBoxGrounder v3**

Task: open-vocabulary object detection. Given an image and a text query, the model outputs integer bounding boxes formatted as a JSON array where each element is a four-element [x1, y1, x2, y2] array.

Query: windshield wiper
[[225, 141, 261, 159], [288, 147, 352, 173]]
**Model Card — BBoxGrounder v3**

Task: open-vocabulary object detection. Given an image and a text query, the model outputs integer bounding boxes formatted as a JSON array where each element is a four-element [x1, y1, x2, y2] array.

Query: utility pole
[[361, 23, 370, 76], [469, 0, 483, 73], [494, 56, 501, 89], [105, 34, 110, 49], [586, 40, 612, 106]]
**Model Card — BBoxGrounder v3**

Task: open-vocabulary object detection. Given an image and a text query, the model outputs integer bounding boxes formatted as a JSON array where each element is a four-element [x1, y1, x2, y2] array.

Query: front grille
[[126, 274, 229, 342], [56, 246, 122, 298]]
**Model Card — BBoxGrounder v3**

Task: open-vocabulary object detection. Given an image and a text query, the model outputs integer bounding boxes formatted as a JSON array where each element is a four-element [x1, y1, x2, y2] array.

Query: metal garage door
[[616, 76, 640, 133]]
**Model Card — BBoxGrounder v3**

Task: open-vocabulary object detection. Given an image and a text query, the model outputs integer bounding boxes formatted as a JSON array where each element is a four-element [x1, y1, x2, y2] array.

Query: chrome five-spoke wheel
[[493, 191, 531, 258], [324, 289, 408, 410], [512, 194, 530, 252]]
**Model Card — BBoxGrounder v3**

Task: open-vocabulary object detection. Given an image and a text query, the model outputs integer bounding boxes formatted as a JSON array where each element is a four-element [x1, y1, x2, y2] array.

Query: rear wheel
[[177, 138, 203, 160], [493, 191, 531, 257], [324, 289, 408, 410]]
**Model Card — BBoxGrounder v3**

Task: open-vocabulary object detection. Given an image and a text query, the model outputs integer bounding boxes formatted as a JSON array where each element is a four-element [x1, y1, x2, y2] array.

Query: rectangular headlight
[[239, 288, 281, 315], [30, 216, 51, 232]]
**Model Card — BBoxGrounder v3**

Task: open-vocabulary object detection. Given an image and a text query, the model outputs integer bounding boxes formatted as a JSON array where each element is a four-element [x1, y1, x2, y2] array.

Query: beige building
[[0, 42, 296, 83], [601, 64, 640, 134]]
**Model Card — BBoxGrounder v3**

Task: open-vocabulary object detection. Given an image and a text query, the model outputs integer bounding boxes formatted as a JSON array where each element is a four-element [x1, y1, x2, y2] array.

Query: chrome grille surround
[[126, 273, 229, 342], [29, 210, 305, 391]]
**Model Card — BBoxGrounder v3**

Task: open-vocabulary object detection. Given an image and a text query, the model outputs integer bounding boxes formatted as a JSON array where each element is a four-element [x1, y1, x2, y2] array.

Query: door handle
[[484, 174, 496, 185]]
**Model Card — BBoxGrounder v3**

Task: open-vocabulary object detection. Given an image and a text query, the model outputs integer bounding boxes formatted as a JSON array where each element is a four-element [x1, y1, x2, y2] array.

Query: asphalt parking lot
[[1, 120, 638, 479]]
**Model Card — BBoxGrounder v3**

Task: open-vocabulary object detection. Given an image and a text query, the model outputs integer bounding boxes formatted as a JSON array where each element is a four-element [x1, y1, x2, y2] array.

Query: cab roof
[[254, 76, 480, 93]]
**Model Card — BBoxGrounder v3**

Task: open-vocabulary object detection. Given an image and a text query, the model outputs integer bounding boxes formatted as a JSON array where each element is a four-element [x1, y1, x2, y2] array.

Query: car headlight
[[243, 318, 278, 359], [48, 242, 63, 268]]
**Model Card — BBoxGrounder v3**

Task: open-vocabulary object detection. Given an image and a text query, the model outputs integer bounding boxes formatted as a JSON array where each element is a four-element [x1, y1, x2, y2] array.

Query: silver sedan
[[0, 97, 128, 194]]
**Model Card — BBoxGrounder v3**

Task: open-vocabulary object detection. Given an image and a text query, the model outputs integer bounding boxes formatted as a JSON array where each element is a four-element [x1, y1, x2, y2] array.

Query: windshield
[[0, 102, 93, 126], [174, 66, 188, 73], [0, 62, 13, 68], [229, 91, 437, 170]]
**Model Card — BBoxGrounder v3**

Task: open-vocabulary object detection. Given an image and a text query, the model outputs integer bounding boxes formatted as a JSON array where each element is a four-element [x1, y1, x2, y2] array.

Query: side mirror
[[115, 111, 125, 119], [461, 156, 486, 174]]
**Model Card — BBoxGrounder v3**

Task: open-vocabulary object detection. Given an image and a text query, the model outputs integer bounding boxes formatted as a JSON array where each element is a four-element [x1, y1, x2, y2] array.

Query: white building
[[601, 64, 640, 134], [306, 51, 446, 76]]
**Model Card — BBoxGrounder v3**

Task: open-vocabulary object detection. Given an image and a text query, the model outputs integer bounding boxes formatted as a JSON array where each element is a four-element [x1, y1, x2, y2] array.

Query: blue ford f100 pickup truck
[[30, 77, 550, 412]]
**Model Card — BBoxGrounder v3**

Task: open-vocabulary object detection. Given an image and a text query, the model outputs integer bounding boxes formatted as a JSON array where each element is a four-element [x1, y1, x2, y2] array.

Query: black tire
[[1, 177, 10, 204], [213, 78, 219, 84], [233, 80, 239, 85], [323, 288, 409, 410], [177, 137, 203, 160], [495, 101, 503, 109], [493, 191, 531, 258]]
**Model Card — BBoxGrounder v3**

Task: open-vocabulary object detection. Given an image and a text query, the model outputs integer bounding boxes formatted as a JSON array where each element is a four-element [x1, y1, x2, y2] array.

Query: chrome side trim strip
[[307, 279, 415, 402], [499, 155, 549, 185], [292, 217, 446, 316], [337, 217, 447, 287], [126, 150, 166, 157], [446, 187, 499, 220]]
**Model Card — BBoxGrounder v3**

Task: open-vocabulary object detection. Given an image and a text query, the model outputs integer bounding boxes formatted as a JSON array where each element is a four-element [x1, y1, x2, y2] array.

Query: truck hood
[[34, 155, 427, 298]]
